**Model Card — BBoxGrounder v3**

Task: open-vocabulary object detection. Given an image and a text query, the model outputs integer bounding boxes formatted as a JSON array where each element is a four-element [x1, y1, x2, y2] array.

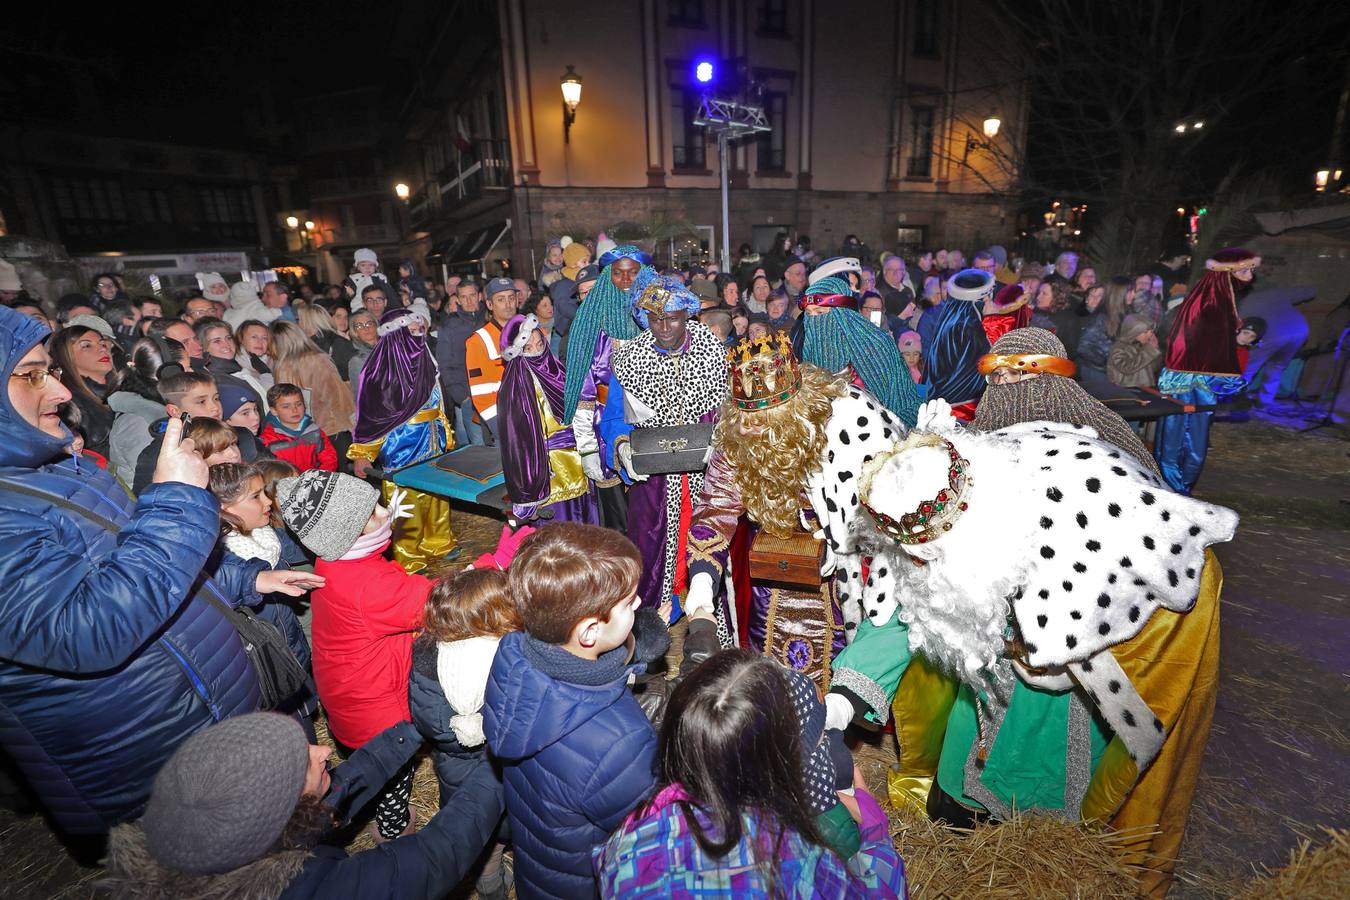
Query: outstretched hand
[[152, 416, 208, 488], [257, 570, 327, 597]]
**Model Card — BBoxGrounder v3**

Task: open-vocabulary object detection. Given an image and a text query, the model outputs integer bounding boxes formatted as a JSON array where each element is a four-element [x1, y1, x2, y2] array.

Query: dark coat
[[282, 721, 502, 898], [102, 721, 503, 900], [435, 308, 486, 408], [407, 634, 503, 808], [484, 632, 657, 899], [0, 308, 259, 834]]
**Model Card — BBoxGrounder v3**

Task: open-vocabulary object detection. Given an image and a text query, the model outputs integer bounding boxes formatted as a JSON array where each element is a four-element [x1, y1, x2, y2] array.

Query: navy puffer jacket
[[485, 632, 656, 899], [0, 306, 260, 834]]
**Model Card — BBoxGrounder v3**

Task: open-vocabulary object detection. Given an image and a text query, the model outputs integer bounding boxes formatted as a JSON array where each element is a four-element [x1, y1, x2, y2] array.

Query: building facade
[[400, 0, 1026, 279], [285, 87, 407, 285], [0, 126, 279, 291]]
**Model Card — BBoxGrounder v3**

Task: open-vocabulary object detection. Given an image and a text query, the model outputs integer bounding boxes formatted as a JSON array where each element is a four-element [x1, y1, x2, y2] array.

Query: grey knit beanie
[[142, 713, 310, 875], [276, 469, 380, 561]]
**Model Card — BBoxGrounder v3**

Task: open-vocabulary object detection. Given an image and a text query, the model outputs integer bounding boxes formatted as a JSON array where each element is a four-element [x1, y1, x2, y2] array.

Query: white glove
[[572, 405, 604, 481], [616, 440, 647, 482], [683, 572, 715, 616], [387, 486, 416, 521], [825, 692, 855, 732], [915, 397, 957, 433], [580, 453, 604, 482]]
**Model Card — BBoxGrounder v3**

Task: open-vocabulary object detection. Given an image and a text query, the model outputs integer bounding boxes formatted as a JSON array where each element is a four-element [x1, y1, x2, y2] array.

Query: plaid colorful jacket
[[593, 783, 906, 899]]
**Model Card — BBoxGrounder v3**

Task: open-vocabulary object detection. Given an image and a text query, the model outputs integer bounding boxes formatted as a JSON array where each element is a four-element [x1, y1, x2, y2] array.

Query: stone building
[[396, 0, 1026, 278]]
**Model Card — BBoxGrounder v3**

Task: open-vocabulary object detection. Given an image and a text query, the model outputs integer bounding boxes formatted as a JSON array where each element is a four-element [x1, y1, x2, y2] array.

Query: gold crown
[[727, 332, 802, 410], [860, 434, 972, 546]]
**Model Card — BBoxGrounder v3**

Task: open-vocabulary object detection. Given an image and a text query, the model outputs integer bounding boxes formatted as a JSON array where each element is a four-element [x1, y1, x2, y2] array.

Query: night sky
[[5, 3, 1348, 210]]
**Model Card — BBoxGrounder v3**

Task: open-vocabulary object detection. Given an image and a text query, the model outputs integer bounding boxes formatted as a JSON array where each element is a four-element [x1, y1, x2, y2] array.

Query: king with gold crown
[[682, 333, 908, 690]]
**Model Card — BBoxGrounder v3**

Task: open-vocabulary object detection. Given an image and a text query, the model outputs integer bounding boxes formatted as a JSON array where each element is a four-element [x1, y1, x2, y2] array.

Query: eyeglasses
[[353, 321, 377, 331], [985, 368, 1039, 386], [11, 366, 63, 389]]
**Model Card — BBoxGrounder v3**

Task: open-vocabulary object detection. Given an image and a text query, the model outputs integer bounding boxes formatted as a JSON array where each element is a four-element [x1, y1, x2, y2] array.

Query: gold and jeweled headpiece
[[860, 433, 972, 546], [727, 331, 802, 411]]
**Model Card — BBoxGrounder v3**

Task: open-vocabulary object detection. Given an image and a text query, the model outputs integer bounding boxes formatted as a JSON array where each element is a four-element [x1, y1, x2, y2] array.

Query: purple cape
[[497, 315, 570, 506], [352, 308, 438, 444]]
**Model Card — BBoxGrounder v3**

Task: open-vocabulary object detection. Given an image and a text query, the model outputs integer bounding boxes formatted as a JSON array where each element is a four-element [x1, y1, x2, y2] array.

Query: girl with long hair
[[298, 304, 355, 382], [595, 650, 906, 898]]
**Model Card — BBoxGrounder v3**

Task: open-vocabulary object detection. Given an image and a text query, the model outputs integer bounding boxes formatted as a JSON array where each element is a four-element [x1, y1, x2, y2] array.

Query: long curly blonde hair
[[715, 364, 847, 537]]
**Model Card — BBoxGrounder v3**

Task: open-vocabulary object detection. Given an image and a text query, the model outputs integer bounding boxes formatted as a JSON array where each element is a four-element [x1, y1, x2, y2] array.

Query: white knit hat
[[353, 248, 378, 265]]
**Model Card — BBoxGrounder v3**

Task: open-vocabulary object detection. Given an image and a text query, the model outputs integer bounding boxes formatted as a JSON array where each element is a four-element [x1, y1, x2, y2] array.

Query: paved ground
[[1, 418, 1346, 898]]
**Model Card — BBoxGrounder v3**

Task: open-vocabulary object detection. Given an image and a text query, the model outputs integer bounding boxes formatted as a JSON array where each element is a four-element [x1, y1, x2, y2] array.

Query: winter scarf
[[436, 635, 501, 747]]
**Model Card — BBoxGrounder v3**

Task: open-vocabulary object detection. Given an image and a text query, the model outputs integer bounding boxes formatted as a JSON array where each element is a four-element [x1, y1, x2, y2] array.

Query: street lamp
[[394, 182, 410, 201], [304, 220, 315, 232], [560, 65, 583, 143], [965, 115, 1002, 160], [285, 215, 299, 229]]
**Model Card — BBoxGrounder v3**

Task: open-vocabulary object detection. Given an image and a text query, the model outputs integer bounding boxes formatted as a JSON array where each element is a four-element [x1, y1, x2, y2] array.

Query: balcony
[[410, 139, 510, 226], [308, 176, 389, 200], [313, 223, 401, 248]]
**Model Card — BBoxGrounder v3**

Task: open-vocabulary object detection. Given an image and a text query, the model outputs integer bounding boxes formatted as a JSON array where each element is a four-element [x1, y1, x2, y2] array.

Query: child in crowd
[[184, 417, 242, 465], [483, 523, 657, 899], [409, 568, 519, 900], [251, 457, 311, 567], [595, 650, 906, 898], [276, 469, 428, 843], [262, 383, 337, 472], [207, 462, 318, 733], [132, 370, 222, 492], [1107, 313, 1163, 390], [898, 329, 924, 386], [1235, 316, 1266, 374], [217, 381, 267, 462]]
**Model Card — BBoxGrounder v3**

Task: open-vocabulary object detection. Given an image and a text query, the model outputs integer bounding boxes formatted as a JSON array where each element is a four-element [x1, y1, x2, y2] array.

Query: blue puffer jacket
[[408, 634, 496, 808], [0, 307, 260, 834], [484, 631, 657, 899]]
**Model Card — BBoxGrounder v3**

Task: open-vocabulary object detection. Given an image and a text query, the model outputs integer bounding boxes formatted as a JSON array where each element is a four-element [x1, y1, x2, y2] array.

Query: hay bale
[[886, 800, 1144, 899], [1233, 829, 1350, 899]]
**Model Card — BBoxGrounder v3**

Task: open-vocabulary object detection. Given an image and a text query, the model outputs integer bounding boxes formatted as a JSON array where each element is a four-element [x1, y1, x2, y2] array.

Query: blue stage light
[[695, 60, 715, 84]]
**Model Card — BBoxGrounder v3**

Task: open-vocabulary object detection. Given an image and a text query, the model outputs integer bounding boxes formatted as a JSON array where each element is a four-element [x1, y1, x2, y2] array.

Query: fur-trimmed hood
[[100, 824, 311, 900]]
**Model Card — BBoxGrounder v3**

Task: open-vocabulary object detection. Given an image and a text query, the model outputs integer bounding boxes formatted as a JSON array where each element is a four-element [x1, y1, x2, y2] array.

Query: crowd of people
[[0, 230, 1255, 898]]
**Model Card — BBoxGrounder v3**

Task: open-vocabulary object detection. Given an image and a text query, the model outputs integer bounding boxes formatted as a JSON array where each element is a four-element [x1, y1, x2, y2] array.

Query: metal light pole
[[694, 97, 770, 271]]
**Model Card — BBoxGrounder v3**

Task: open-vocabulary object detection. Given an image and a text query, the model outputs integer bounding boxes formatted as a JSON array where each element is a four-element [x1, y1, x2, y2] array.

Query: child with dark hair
[[261, 383, 337, 472], [251, 457, 310, 567], [409, 567, 520, 900], [131, 371, 222, 493], [595, 650, 906, 898], [184, 417, 241, 466], [484, 523, 657, 899], [207, 463, 319, 730]]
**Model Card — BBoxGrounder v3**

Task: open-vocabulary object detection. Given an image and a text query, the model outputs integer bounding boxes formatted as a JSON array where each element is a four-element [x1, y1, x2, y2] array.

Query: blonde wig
[[714, 364, 847, 537]]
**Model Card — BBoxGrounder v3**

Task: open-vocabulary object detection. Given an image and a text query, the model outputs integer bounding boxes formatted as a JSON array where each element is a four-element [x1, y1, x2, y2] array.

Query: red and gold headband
[[976, 352, 1077, 378]]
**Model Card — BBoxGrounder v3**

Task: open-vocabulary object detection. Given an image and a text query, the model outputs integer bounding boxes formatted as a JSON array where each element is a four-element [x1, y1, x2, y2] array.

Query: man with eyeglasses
[[180, 297, 215, 324], [347, 309, 379, 386], [0, 305, 273, 835]]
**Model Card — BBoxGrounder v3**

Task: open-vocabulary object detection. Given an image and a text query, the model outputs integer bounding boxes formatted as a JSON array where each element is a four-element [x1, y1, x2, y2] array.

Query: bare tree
[[984, 0, 1345, 272]]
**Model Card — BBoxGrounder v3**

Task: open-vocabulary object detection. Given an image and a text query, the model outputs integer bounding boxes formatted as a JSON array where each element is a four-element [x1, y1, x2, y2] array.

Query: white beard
[[889, 516, 1031, 686]]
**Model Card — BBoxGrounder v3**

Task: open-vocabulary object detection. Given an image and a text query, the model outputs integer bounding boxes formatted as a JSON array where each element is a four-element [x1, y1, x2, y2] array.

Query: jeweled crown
[[860, 434, 972, 546], [727, 332, 802, 411]]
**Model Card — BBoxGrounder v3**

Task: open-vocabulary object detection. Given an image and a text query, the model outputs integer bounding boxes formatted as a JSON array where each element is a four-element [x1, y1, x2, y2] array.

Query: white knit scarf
[[224, 527, 282, 567], [435, 636, 502, 748]]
